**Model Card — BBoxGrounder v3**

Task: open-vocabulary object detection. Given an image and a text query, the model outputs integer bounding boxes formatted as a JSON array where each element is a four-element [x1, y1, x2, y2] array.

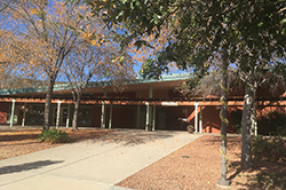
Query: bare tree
[[63, 43, 110, 131], [2, 0, 101, 129]]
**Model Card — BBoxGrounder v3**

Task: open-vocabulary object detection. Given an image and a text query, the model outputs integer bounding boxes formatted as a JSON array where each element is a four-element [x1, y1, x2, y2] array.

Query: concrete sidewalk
[[0, 130, 201, 190]]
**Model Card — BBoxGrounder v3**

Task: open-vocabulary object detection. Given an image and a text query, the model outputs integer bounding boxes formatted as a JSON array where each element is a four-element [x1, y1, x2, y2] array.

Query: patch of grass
[[38, 128, 71, 143]]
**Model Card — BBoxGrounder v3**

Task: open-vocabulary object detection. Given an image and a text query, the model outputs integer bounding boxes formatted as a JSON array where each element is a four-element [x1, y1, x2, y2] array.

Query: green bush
[[249, 172, 286, 190], [252, 136, 286, 162], [38, 128, 71, 143]]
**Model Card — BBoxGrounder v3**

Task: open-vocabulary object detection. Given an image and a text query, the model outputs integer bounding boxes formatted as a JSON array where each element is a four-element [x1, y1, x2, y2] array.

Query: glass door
[[53, 104, 70, 126], [60, 107, 69, 126]]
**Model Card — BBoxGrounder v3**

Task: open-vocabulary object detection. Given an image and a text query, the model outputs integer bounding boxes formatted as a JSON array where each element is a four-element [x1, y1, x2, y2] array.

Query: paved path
[[0, 130, 201, 190]]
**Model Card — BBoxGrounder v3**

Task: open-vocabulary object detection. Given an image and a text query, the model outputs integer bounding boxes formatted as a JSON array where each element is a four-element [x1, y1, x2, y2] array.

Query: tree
[[71, 0, 286, 184], [62, 40, 129, 131], [0, 0, 17, 13], [79, 0, 234, 186], [63, 44, 99, 131], [228, 0, 286, 169], [3, 0, 101, 129]]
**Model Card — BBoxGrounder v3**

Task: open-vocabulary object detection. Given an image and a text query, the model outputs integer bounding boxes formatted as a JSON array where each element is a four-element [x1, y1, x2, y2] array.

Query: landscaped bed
[[0, 128, 112, 160], [117, 135, 286, 190], [0, 128, 285, 189]]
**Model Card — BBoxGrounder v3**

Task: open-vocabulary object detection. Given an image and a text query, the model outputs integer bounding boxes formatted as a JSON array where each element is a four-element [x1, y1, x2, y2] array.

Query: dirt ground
[[0, 127, 285, 189], [117, 135, 286, 190], [0, 127, 112, 160]]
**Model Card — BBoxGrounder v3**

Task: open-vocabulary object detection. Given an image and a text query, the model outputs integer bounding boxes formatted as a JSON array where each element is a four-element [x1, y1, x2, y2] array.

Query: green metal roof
[[0, 73, 192, 96]]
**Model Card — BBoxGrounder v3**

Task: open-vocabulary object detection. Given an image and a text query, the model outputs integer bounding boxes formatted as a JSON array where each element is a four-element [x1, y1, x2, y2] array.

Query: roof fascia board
[[0, 73, 192, 96]]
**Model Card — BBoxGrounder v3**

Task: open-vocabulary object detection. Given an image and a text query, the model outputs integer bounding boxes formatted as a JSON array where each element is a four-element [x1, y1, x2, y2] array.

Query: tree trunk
[[241, 79, 255, 169], [72, 98, 80, 131], [217, 57, 230, 186], [220, 69, 228, 180], [43, 77, 55, 130]]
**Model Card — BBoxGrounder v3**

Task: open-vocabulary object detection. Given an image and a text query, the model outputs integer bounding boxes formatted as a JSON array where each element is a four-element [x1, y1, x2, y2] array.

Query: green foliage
[[258, 111, 286, 136], [249, 172, 286, 190], [79, 0, 286, 77], [256, 173, 286, 190], [252, 136, 286, 162], [140, 52, 169, 79], [38, 128, 71, 143]]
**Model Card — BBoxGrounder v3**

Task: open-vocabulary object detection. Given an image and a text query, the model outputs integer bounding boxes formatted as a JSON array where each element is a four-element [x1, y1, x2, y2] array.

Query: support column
[[199, 106, 203, 133], [152, 105, 156, 131], [145, 102, 150, 131], [22, 103, 27, 127], [101, 89, 107, 129], [66, 104, 71, 128], [145, 85, 153, 131], [109, 104, 113, 129], [56, 101, 61, 129], [9, 99, 16, 127], [194, 102, 198, 133]]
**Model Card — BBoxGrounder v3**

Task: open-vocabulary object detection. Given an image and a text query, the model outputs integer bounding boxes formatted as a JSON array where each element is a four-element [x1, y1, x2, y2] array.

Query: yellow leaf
[[31, 8, 38, 16], [90, 40, 96, 46], [119, 56, 125, 64]]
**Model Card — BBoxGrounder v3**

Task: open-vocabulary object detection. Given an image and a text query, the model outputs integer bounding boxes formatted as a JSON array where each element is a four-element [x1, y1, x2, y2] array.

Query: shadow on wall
[[0, 160, 64, 175]]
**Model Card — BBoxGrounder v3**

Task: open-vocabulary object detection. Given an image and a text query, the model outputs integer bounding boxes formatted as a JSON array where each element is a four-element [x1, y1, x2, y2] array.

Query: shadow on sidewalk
[[0, 160, 64, 175], [95, 131, 174, 146]]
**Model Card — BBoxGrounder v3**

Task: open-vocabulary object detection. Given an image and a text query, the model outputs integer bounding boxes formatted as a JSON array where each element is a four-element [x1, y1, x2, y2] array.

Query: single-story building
[[0, 73, 285, 134]]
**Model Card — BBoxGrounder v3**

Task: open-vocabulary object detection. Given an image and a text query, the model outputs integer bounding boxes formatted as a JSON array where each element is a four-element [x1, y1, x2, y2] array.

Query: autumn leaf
[[30, 8, 38, 16], [90, 40, 97, 46]]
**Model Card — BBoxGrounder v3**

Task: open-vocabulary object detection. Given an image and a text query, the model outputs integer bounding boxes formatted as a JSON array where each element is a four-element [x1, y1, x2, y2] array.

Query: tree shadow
[[0, 160, 64, 175], [0, 128, 175, 146], [67, 130, 113, 143], [228, 160, 286, 189], [0, 133, 40, 142], [89, 129, 175, 146]]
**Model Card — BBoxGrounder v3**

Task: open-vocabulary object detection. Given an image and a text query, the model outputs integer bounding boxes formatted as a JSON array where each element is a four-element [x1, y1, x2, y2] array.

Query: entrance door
[[53, 105, 70, 126], [60, 107, 70, 126]]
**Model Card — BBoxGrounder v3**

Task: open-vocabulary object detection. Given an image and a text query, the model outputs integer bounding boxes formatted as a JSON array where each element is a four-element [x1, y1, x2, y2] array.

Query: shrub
[[252, 136, 286, 162], [39, 128, 71, 143]]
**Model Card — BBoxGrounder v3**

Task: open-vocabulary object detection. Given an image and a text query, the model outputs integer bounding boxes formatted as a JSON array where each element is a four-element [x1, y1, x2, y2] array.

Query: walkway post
[[66, 104, 71, 128], [199, 106, 203, 133], [109, 103, 113, 129], [101, 89, 107, 129], [56, 100, 61, 129], [194, 102, 198, 133], [145, 102, 150, 131], [22, 102, 27, 127], [152, 105, 156, 131], [145, 85, 153, 131], [9, 99, 16, 127]]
